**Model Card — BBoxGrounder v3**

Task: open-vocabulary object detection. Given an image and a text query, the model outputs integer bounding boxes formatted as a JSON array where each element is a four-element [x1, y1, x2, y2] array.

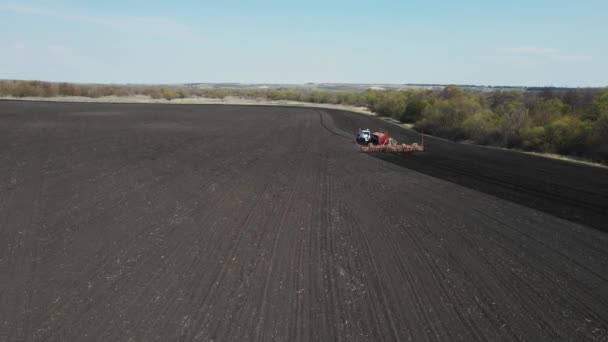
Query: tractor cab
[[356, 129, 372, 145]]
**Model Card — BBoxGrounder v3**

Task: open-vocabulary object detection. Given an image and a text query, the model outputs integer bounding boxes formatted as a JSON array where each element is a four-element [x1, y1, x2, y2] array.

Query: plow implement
[[356, 129, 425, 153]]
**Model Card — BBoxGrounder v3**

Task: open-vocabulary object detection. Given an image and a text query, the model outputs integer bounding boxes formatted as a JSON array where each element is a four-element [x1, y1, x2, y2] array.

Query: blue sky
[[1, 0, 606, 86]]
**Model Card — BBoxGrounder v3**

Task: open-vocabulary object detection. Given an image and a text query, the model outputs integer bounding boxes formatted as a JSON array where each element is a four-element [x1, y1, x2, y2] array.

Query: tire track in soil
[[253, 142, 310, 340], [335, 169, 448, 341], [185, 111, 313, 341]]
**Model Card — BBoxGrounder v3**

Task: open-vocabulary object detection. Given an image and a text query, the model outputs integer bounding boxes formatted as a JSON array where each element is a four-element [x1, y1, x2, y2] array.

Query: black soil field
[[1, 101, 607, 341]]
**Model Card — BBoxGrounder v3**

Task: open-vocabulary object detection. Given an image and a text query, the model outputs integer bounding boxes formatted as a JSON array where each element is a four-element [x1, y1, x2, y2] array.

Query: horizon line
[[1, 79, 607, 90]]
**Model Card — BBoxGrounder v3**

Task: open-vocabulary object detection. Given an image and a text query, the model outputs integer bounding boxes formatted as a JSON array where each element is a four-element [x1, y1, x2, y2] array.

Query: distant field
[[0, 94, 374, 114]]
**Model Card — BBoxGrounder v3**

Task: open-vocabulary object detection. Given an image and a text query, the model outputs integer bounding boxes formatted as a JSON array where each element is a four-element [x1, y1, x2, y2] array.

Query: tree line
[[1, 80, 607, 163], [371, 86, 607, 164]]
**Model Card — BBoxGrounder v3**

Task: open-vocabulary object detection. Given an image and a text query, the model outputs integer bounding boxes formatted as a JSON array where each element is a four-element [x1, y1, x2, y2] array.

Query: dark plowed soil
[[325, 109, 608, 232], [1, 101, 607, 341]]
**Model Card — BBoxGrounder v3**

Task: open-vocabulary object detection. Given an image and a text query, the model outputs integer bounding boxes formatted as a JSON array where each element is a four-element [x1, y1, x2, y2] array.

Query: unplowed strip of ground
[[1, 101, 607, 341]]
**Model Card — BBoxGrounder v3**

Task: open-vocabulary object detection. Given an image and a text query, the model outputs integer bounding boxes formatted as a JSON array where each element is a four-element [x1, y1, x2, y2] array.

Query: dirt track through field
[[1, 101, 607, 341]]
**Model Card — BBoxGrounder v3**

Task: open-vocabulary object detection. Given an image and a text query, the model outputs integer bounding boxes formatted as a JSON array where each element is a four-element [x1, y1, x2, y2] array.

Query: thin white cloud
[[0, 3, 202, 41]]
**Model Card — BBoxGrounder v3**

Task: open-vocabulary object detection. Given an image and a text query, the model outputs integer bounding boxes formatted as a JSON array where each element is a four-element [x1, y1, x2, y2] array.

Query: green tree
[[544, 115, 592, 155], [399, 100, 429, 123], [591, 112, 608, 161], [521, 126, 547, 151], [417, 95, 482, 140], [370, 91, 408, 117], [529, 98, 565, 126], [462, 109, 500, 144], [441, 85, 465, 99], [486, 90, 524, 110], [588, 90, 608, 121], [594, 112, 608, 142], [496, 101, 529, 147]]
